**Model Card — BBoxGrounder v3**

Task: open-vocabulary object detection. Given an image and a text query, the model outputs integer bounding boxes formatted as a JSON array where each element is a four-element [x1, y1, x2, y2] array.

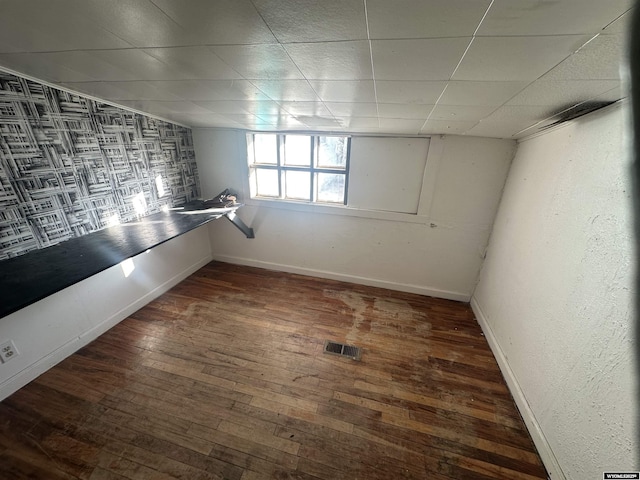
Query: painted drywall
[[472, 103, 636, 479], [0, 226, 212, 401], [193, 129, 516, 300], [0, 70, 199, 260]]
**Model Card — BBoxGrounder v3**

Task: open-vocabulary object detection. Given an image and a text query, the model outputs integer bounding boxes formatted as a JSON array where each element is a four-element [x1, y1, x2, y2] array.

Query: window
[[247, 133, 350, 205]]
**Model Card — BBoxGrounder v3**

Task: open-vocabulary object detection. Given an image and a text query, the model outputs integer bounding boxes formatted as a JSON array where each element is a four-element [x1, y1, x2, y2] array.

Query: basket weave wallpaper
[[0, 71, 200, 260]]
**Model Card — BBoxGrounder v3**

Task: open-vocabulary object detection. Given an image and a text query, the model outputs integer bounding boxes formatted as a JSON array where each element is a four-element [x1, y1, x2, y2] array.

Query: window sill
[[244, 197, 429, 224]]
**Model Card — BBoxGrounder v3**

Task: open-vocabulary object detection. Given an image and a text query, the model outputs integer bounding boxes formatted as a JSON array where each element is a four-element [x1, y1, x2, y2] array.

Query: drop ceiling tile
[[366, 0, 490, 39], [542, 34, 625, 80], [146, 80, 270, 101], [594, 85, 627, 102], [439, 81, 528, 106], [325, 103, 379, 117], [29, 50, 191, 83], [0, 53, 97, 83], [252, 114, 308, 129], [86, 0, 276, 46], [193, 100, 284, 116], [378, 103, 434, 119], [453, 35, 591, 81], [295, 116, 343, 127], [252, 0, 367, 42], [429, 105, 496, 122], [334, 117, 380, 129], [372, 38, 471, 81], [603, 9, 634, 34], [278, 102, 333, 117], [284, 41, 373, 80], [420, 120, 478, 135], [506, 79, 621, 106], [75, 0, 192, 48], [59, 81, 185, 101], [378, 118, 424, 134], [375, 81, 446, 104], [478, 0, 632, 36], [466, 105, 557, 137], [211, 44, 303, 80], [115, 100, 213, 115], [143, 47, 242, 80], [251, 80, 321, 101], [221, 113, 267, 125], [308, 80, 376, 103], [0, 1, 133, 53], [167, 113, 241, 128]]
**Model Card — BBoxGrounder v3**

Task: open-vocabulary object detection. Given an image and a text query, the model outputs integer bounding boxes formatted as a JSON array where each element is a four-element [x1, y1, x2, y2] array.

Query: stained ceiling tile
[[453, 35, 591, 81], [366, 0, 490, 39], [375, 81, 446, 105], [378, 103, 434, 119], [252, 0, 367, 42], [506, 80, 621, 106], [140, 0, 276, 45], [251, 80, 321, 101], [284, 41, 373, 80], [478, 0, 632, 36], [439, 81, 528, 106], [466, 105, 558, 138], [211, 44, 303, 80], [372, 39, 471, 81], [308, 80, 376, 103], [542, 34, 625, 80], [429, 105, 497, 122], [143, 47, 242, 80]]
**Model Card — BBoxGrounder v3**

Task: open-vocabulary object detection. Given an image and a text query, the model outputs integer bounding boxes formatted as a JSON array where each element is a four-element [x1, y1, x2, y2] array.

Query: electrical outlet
[[0, 340, 18, 363]]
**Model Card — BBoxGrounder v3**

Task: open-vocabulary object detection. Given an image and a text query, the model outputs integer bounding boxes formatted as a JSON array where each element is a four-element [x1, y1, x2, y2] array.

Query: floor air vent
[[323, 340, 362, 361]]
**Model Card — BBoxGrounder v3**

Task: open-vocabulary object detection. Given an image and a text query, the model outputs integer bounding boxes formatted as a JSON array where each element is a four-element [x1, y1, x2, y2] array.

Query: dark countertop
[[0, 209, 232, 319]]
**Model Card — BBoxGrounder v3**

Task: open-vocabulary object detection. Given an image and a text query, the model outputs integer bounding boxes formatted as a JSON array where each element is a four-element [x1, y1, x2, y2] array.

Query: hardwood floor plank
[[0, 262, 547, 479]]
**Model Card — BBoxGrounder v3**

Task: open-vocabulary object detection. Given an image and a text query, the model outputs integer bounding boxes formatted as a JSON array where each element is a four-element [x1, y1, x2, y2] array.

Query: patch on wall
[[0, 72, 199, 260]]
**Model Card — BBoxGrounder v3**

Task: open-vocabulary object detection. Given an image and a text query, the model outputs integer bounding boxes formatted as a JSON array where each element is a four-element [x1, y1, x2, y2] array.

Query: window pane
[[317, 136, 347, 169], [254, 134, 277, 164], [317, 173, 345, 203], [284, 171, 310, 200], [255, 168, 279, 197], [284, 135, 311, 166]]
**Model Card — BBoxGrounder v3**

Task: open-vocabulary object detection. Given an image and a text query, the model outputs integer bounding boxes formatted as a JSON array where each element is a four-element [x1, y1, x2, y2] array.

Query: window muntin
[[248, 133, 350, 205]]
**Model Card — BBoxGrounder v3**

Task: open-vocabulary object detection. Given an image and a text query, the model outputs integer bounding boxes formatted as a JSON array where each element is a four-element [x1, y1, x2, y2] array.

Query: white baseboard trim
[[211, 254, 471, 302], [470, 297, 564, 480], [0, 253, 212, 401]]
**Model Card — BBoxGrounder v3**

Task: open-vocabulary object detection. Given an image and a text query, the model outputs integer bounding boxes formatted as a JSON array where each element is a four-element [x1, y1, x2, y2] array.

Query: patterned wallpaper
[[0, 71, 200, 260]]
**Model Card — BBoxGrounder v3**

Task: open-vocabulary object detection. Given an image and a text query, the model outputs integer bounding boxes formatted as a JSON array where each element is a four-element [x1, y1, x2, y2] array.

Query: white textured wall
[[472, 103, 636, 479], [193, 129, 515, 301], [0, 226, 212, 401]]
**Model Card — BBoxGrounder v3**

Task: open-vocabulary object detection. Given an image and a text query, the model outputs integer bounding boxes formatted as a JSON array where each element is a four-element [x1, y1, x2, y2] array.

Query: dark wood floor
[[0, 262, 547, 480]]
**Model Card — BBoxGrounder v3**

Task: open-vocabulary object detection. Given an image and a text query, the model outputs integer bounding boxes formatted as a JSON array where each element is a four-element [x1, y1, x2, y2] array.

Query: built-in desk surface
[[0, 209, 232, 319]]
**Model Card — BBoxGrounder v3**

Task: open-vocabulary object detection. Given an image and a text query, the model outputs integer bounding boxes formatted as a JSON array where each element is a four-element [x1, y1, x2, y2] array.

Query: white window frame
[[247, 133, 351, 206]]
